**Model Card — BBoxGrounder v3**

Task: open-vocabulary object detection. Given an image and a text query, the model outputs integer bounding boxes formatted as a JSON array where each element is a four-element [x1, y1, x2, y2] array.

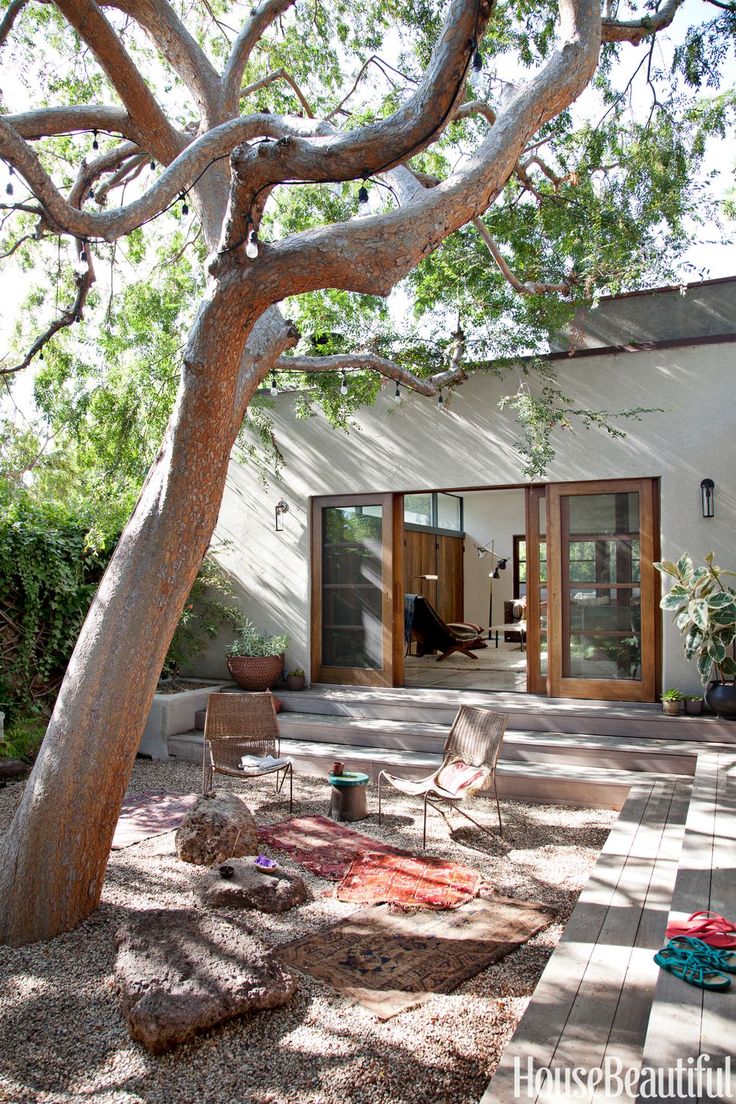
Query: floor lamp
[[475, 539, 508, 640]]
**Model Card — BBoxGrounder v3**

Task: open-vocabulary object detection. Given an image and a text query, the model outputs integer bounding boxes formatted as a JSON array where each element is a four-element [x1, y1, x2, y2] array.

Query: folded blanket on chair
[[239, 754, 291, 771]]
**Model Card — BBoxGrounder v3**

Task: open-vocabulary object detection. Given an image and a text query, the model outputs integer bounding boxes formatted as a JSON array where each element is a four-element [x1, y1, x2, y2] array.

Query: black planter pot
[[704, 681, 736, 719]]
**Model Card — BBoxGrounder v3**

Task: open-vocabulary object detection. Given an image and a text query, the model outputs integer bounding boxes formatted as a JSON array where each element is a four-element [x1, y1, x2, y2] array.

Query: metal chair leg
[[378, 771, 384, 825], [423, 793, 428, 850], [492, 772, 503, 836]]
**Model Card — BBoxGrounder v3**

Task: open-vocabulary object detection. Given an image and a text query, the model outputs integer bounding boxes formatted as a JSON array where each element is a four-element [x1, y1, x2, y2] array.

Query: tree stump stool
[[328, 771, 370, 822]]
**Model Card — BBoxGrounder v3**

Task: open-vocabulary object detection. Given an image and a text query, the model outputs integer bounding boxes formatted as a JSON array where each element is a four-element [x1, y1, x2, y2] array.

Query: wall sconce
[[700, 479, 715, 519], [275, 499, 289, 531]]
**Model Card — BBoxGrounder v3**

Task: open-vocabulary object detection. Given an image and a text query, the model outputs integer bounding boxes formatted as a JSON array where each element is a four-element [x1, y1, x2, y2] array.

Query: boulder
[[0, 759, 29, 783], [194, 858, 309, 913], [116, 908, 297, 1053], [175, 790, 258, 866]]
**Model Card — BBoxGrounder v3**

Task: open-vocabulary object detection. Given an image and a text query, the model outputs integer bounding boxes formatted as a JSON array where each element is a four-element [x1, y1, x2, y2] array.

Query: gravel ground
[[0, 760, 617, 1104]]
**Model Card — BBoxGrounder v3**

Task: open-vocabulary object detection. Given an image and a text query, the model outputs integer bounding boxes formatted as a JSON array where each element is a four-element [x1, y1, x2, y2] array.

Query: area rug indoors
[[336, 850, 482, 910], [276, 893, 557, 1019], [112, 792, 199, 849], [257, 814, 407, 880]]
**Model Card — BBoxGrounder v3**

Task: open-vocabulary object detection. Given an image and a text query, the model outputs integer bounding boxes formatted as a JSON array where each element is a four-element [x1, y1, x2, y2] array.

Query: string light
[[358, 183, 369, 208], [245, 225, 259, 259], [150, 161, 156, 170], [340, 369, 348, 396], [472, 45, 483, 71], [6, 166, 13, 196], [92, 129, 99, 151], [270, 372, 278, 397], [394, 380, 401, 402], [438, 390, 445, 412], [179, 193, 189, 215]]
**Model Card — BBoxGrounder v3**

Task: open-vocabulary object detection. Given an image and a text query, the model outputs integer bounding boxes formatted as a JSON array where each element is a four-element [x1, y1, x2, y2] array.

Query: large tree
[[0, 0, 732, 944]]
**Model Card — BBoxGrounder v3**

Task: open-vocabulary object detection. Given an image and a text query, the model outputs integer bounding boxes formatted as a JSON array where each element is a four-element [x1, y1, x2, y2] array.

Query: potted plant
[[661, 688, 685, 716], [655, 553, 736, 719], [226, 620, 288, 691], [684, 695, 704, 716], [286, 667, 306, 691]]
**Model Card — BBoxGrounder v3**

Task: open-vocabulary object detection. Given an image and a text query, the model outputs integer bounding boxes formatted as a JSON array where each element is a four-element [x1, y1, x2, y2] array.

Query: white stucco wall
[[202, 339, 736, 696]]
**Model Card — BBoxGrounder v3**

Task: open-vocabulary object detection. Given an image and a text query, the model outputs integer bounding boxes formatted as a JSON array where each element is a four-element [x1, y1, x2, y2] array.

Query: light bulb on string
[[6, 165, 13, 196], [245, 227, 259, 259], [270, 372, 278, 398], [472, 47, 483, 71], [358, 184, 369, 208], [92, 129, 99, 151], [179, 193, 189, 215], [394, 381, 401, 403], [150, 161, 156, 170], [340, 369, 348, 396], [438, 390, 445, 412]]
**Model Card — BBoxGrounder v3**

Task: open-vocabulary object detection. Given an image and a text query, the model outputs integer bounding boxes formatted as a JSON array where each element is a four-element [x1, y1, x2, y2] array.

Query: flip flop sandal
[[666, 910, 736, 948], [666, 936, 736, 973], [654, 948, 731, 991]]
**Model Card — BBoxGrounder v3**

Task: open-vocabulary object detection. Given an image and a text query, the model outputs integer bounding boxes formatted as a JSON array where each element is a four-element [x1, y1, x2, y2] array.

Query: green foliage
[[661, 688, 686, 702], [0, 495, 117, 720], [227, 620, 289, 658], [655, 553, 736, 684], [1, 716, 47, 763], [162, 555, 240, 678]]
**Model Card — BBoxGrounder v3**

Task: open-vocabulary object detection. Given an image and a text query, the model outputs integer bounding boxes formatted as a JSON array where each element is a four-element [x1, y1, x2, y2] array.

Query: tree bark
[[0, 276, 278, 944]]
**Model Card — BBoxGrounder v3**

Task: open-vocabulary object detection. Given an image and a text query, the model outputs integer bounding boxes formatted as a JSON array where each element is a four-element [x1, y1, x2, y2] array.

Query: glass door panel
[[312, 494, 400, 686], [548, 480, 657, 701]]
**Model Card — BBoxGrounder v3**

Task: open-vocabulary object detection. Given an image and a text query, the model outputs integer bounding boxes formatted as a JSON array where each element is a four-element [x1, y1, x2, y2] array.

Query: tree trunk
[[0, 276, 258, 945]]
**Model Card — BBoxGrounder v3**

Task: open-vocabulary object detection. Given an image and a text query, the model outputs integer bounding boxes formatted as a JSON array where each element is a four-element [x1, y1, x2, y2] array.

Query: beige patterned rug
[[276, 893, 556, 1019]]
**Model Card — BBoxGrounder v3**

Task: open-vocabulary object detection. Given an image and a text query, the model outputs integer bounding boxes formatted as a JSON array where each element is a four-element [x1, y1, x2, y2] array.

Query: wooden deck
[[481, 752, 736, 1104]]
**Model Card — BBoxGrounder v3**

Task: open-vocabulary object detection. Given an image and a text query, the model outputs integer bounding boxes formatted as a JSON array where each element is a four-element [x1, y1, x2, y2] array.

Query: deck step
[[275, 685, 735, 742], [276, 713, 701, 776], [168, 729, 666, 810]]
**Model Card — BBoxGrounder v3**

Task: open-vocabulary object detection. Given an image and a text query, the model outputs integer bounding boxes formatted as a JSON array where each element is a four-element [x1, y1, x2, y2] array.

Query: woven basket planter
[[226, 653, 284, 691]]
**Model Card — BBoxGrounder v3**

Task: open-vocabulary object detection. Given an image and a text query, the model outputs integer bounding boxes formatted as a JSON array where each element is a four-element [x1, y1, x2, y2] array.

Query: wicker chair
[[378, 706, 507, 848], [202, 692, 293, 810]]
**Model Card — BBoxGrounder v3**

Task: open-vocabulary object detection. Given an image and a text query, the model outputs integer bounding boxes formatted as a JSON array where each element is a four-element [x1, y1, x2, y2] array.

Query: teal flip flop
[[666, 936, 736, 973], [654, 946, 731, 991]]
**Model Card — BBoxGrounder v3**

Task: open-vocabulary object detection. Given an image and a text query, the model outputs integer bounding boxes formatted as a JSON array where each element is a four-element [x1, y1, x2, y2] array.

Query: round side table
[[328, 771, 370, 822]]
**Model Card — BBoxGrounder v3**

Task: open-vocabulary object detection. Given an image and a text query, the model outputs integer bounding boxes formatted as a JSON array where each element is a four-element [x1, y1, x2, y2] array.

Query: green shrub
[[2, 715, 48, 762]]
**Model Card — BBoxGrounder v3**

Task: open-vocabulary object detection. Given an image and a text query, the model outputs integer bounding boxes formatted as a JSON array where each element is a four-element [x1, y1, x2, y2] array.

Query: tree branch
[[224, 0, 494, 247], [54, 0, 185, 164], [0, 0, 27, 51], [0, 113, 320, 242], [3, 105, 143, 145], [275, 351, 467, 396], [221, 0, 299, 116], [325, 55, 419, 122], [1, 249, 95, 376], [68, 141, 143, 208], [472, 218, 573, 295], [602, 0, 684, 43], [97, 0, 221, 120], [240, 68, 315, 118]]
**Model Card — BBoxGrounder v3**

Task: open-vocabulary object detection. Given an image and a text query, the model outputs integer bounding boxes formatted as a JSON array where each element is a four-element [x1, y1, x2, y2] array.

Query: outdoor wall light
[[275, 499, 289, 532], [700, 478, 715, 519]]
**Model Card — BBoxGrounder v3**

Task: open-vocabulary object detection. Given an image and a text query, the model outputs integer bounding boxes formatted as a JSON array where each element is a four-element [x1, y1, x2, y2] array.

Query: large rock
[[194, 858, 309, 913], [175, 790, 258, 865], [116, 908, 297, 1053]]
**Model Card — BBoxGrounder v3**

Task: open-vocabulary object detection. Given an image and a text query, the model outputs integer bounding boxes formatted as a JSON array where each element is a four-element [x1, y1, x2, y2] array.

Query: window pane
[[322, 506, 383, 669], [404, 494, 433, 527], [436, 493, 462, 532]]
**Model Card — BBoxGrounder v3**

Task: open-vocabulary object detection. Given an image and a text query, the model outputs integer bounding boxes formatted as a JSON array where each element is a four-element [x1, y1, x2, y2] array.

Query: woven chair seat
[[202, 692, 293, 811]]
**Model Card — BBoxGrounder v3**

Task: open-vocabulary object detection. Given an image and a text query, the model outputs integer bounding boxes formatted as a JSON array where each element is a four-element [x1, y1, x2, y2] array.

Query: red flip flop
[[666, 910, 736, 949]]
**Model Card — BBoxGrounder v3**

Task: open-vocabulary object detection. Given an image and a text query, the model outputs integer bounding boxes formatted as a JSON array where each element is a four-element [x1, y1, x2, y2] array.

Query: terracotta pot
[[704, 681, 736, 720], [226, 653, 284, 691], [684, 698, 704, 716], [286, 674, 306, 691], [662, 700, 683, 716]]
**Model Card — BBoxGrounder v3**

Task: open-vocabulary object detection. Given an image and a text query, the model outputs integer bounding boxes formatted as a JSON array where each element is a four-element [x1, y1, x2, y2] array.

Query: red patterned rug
[[336, 851, 482, 910], [257, 814, 408, 880], [112, 792, 198, 849]]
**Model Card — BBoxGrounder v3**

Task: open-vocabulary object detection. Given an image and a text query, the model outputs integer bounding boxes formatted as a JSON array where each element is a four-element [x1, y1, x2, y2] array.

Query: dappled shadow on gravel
[[0, 759, 617, 1104]]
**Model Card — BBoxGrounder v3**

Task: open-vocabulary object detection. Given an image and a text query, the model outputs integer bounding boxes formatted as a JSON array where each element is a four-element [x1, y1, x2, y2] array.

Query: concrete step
[[275, 685, 735, 742], [276, 712, 700, 776], [168, 729, 681, 810]]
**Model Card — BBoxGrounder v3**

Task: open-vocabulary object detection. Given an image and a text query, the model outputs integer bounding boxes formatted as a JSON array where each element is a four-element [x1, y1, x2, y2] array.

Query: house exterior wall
[[199, 337, 736, 697]]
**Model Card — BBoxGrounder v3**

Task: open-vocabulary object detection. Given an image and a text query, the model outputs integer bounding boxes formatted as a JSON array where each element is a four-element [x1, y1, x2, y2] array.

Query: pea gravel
[[0, 760, 616, 1104]]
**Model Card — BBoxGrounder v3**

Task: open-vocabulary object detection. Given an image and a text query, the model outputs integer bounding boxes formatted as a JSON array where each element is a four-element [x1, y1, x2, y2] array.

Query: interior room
[[403, 488, 531, 692]]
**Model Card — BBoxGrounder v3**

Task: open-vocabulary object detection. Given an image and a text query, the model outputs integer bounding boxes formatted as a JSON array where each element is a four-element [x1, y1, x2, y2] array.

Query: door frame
[[310, 493, 403, 686], [546, 477, 659, 702]]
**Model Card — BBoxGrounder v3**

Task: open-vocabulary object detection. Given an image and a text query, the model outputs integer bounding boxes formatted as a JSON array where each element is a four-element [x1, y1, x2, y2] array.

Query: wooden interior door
[[311, 494, 403, 686], [547, 478, 658, 701]]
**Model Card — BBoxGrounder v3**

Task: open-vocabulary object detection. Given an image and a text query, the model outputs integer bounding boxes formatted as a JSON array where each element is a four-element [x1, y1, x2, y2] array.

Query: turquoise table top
[[328, 771, 370, 787]]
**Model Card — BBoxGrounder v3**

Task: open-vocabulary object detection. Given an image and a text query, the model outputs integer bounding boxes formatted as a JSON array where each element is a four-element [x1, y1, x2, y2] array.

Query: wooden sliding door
[[547, 478, 658, 701], [311, 494, 403, 686]]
